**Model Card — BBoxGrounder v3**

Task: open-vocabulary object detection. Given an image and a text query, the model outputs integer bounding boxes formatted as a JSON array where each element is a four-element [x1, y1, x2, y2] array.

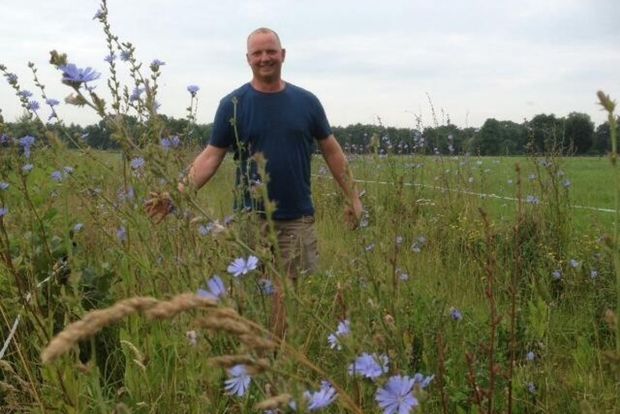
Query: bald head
[[247, 27, 282, 51]]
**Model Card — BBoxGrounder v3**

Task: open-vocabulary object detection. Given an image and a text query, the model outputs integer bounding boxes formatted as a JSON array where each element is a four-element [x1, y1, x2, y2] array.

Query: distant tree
[[564, 112, 594, 154], [527, 114, 564, 153]]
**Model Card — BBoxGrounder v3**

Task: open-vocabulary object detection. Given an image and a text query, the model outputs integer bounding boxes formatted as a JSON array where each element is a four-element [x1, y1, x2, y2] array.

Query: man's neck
[[251, 79, 285, 93]]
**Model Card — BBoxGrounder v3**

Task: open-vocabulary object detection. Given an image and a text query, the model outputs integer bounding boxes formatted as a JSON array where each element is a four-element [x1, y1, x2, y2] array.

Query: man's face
[[246, 32, 286, 84]]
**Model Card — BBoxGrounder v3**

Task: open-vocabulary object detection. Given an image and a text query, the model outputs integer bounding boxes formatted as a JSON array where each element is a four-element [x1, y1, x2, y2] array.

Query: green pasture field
[[1, 147, 618, 413]]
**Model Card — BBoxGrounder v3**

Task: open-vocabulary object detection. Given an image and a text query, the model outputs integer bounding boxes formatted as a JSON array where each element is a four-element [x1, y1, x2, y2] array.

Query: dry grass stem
[[145, 293, 217, 320], [239, 334, 276, 351], [208, 354, 270, 371], [41, 297, 159, 363], [196, 315, 252, 336], [254, 393, 293, 410]]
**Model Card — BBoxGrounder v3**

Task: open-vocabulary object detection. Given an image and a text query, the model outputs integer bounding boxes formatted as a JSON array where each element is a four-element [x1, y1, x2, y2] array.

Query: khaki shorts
[[271, 216, 319, 279]]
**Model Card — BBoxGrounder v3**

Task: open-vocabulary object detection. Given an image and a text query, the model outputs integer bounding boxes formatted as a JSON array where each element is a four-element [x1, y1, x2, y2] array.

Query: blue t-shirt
[[210, 82, 332, 220]]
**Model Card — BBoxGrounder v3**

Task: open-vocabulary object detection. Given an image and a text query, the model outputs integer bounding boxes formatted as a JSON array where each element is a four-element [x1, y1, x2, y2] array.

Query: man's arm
[[317, 135, 363, 228], [181, 144, 228, 191]]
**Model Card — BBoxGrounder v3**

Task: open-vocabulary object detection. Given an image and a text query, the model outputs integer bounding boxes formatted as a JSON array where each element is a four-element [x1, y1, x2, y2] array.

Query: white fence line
[[315, 175, 617, 214], [0, 275, 52, 360]]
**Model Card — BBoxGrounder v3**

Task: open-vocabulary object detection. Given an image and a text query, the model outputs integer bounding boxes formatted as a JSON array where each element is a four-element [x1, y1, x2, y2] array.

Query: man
[[179, 27, 362, 277]]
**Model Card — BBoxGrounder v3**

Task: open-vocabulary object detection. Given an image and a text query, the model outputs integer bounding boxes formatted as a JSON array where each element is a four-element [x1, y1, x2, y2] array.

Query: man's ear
[[281, 48, 286, 62]]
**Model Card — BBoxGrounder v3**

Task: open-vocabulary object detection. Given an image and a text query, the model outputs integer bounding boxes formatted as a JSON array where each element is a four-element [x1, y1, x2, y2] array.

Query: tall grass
[[0, 2, 618, 413]]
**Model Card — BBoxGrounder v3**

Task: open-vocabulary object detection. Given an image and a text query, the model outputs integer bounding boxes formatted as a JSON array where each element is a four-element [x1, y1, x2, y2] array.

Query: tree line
[[2, 111, 617, 156]]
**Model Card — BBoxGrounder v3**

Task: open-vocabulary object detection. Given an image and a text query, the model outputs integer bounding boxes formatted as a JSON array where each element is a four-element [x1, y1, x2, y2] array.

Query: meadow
[[1, 1, 619, 413]]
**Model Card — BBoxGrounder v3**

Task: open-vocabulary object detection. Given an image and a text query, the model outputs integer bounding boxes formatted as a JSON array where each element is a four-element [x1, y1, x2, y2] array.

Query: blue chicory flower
[[120, 50, 131, 61], [27, 100, 40, 112], [51, 171, 63, 182], [22, 164, 34, 173], [552, 270, 562, 280], [227, 255, 259, 277], [116, 226, 127, 242], [258, 279, 274, 295], [197, 275, 226, 302], [224, 365, 251, 397], [17, 90, 32, 98], [73, 223, 84, 232], [375, 375, 418, 414], [304, 381, 337, 411], [349, 352, 389, 380], [46, 98, 60, 107], [104, 54, 116, 63], [130, 157, 145, 170], [0, 182, 9, 191], [187, 84, 200, 97], [328, 319, 351, 350], [5, 73, 18, 84], [526, 351, 536, 361], [450, 308, 463, 321], [59, 64, 101, 85], [0, 207, 7, 218]]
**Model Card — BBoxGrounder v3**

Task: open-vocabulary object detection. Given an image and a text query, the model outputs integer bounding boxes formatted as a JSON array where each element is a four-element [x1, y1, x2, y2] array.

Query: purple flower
[[450, 308, 463, 321], [526, 351, 536, 361], [120, 50, 131, 62], [197, 275, 226, 302], [412, 373, 434, 389], [59, 64, 101, 85], [349, 352, 389, 380], [73, 223, 84, 232], [227, 255, 259, 277], [46, 98, 60, 107], [526, 195, 540, 205], [150, 59, 166, 71], [130, 157, 145, 170], [552, 270, 562, 280], [590, 270, 599, 279], [104, 54, 116, 63], [0, 207, 7, 218], [527, 382, 537, 395], [562, 179, 571, 189], [375, 375, 418, 414], [19, 135, 35, 159], [569, 259, 580, 269], [130, 86, 144, 102], [27, 100, 40, 112], [51, 171, 63, 182], [17, 90, 32, 98], [198, 223, 213, 236], [0, 182, 9, 191], [63, 166, 74, 175], [187, 84, 200, 97], [22, 164, 33, 173], [224, 365, 251, 397], [258, 278, 274, 295], [328, 319, 351, 350], [161, 135, 181, 150], [304, 381, 337, 411], [5, 73, 18, 84], [116, 226, 127, 242], [93, 8, 105, 20]]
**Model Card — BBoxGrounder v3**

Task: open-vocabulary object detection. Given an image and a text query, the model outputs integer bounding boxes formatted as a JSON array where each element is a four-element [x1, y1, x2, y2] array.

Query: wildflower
[[130, 157, 145, 170], [569, 259, 580, 269], [412, 373, 434, 389], [46, 98, 60, 107], [198, 223, 213, 236], [186, 330, 198, 346], [59, 63, 101, 85], [120, 50, 131, 61], [527, 382, 537, 395], [224, 365, 251, 397], [526, 351, 536, 361], [526, 195, 540, 205], [92, 8, 105, 20], [0, 207, 7, 218], [51, 171, 63, 182], [129, 86, 144, 101], [304, 381, 337, 411], [19, 135, 35, 159], [27, 100, 40, 112], [450, 308, 463, 321], [161, 135, 181, 150], [398, 270, 410, 281], [0, 182, 8, 191], [73, 223, 84, 232], [0, 134, 9, 144], [328, 319, 351, 350], [590, 270, 598, 279], [467, 176, 474, 183], [63, 166, 74, 175], [197, 275, 226, 301], [22, 164, 33, 173], [4, 73, 18, 84], [258, 279, 274, 295], [365, 243, 375, 252], [552, 270, 562, 280], [349, 352, 389, 380], [17, 90, 32, 98], [104, 53, 116, 63], [150, 59, 166, 71], [187, 84, 200, 97], [395, 236, 404, 246], [528, 174, 537, 181], [562, 179, 571, 189], [227, 255, 259, 277], [116, 226, 127, 242], [375, 375, 418, 414], [507, 179, 513, 185]]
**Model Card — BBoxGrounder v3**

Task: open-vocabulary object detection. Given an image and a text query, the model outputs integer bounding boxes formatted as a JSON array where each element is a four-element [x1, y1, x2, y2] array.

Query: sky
[[1, 0, 619, 130]]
